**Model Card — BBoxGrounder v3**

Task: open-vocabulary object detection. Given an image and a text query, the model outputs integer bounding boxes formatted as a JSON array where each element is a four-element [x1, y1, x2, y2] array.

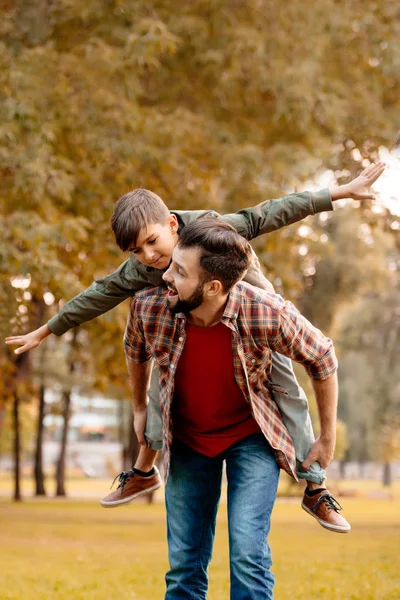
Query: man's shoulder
[[236, 281, 285, 310], [132, 286, 168, 307]]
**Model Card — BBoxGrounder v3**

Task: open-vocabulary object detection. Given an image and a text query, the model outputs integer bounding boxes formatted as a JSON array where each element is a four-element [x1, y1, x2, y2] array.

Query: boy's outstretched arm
[[222, 162, 385, 240], [5, 258, 156, 354]]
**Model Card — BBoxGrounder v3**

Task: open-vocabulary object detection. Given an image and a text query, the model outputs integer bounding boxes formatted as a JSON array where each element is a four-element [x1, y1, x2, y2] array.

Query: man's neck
[[187, 295, 229, 328]]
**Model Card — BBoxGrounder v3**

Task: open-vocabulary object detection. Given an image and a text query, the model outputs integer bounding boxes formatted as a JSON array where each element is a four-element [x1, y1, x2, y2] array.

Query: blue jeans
[[165, 433, 280, 600]]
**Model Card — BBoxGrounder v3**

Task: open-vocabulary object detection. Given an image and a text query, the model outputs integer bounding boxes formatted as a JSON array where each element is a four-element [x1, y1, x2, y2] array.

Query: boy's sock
[[132, 467, 156, 478], [305, 487, 326, 497]]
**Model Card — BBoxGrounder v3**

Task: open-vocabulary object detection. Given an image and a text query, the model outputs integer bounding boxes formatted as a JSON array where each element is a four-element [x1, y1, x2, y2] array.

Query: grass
[[1, 471, 399, 499], [1, 491, 399, 600]]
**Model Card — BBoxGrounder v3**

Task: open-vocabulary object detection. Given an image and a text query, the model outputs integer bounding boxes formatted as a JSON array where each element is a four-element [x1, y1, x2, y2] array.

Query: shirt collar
[[221, 283, 242, 322]]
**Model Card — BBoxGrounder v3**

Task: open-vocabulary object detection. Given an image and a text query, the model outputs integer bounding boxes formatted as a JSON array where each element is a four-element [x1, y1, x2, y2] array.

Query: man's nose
[[162, 267, 172, 282]]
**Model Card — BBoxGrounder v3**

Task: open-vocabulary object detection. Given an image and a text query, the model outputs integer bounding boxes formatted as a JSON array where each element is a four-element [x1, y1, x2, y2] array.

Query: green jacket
[[48, 189, 332, 336]]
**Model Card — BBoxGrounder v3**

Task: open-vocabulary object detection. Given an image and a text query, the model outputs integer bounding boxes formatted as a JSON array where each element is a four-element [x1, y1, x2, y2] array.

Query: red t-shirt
[[172, 321, 261, 456]]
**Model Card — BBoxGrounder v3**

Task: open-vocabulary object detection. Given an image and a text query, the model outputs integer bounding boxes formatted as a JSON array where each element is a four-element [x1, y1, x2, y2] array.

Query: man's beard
[[169, 282, 204, 315]]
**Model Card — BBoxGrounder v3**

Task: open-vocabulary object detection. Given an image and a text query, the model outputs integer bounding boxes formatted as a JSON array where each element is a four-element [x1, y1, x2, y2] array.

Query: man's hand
[[330, 161, 386, 201], [5, 324, 52, 355], [301, 436, 336, 471], [133, 406, 149, 447]]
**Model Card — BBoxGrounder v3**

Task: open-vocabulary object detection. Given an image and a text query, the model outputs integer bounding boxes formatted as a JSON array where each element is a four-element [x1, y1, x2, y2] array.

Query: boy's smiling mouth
[[149, 256, 163, 266]]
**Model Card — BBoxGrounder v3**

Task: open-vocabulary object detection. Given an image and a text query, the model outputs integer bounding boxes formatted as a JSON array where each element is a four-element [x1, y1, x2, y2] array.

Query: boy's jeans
[[165, 433, 280, 600], [145, 351, 326, 484]]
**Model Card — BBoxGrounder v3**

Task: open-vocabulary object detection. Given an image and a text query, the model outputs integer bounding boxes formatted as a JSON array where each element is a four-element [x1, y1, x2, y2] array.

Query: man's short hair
[[111, 189, 170, 251], [178, 218, 252, 293]]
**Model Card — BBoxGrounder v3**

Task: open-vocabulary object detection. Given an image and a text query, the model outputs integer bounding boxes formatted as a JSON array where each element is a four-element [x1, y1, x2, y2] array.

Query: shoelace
[[110, 470, 134, 491], [312, 493, 343, 513]]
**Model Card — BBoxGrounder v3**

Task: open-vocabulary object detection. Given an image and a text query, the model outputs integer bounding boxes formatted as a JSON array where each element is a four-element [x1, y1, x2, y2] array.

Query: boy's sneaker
[[100, 466, 162, 508], [301, 488, 351, 533]]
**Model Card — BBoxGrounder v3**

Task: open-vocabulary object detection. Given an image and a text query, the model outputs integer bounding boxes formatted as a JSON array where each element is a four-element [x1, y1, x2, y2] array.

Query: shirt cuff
[[310, 189, 334, 214], [124, 341, 152, 364], [47, 316, 69, 337], [307, 357, 338, 381]]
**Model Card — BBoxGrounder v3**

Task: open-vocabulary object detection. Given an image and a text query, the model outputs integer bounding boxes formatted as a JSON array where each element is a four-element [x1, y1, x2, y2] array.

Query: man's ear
[[205, 280, 223, 297], [169, 214, 179, 234]]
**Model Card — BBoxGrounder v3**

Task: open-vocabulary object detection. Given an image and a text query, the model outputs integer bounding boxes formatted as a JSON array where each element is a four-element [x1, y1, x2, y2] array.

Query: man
[[124, 217, 344, 599]]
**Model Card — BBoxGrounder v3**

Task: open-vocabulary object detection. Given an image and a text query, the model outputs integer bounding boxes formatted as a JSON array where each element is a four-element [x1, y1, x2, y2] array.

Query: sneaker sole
[[100, 482, 162, 508], [301, 502, 351, 533]]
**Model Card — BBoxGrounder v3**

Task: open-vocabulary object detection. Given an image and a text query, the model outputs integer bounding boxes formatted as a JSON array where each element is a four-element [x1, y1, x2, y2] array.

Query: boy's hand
[[5, 324, 51, 355], [330, 161, 386, 201], [301, 436, 335, 471]]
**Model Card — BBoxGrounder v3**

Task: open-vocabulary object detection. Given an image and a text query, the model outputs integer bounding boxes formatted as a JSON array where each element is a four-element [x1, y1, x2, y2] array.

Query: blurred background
[[0, 2, 399, 598]]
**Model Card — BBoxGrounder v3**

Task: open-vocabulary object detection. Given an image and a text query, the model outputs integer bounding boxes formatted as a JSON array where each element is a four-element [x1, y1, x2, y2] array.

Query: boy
[[6, 162, 385, 532]]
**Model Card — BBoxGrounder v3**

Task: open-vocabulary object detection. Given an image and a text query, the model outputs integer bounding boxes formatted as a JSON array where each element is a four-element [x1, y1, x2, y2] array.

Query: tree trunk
[[0, 404, 5, 439], [34, 383, 47, 496], [55, 332, 77, 497], [13, 392, 22, 502], [0, 404, 5, 463], [32, 297, 47, 495], [382, 461, 392, 487], [55, 389, 71, 497], [11, 351, 31, 502]]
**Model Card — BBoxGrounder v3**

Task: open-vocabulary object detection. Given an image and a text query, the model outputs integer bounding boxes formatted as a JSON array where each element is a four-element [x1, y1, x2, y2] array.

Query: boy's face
[[128, 215, 179, 270]]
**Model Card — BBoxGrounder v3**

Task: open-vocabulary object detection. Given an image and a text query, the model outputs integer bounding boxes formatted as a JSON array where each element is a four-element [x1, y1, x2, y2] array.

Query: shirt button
[[251, 359, 256, 364], [179, 337, 184, 342]]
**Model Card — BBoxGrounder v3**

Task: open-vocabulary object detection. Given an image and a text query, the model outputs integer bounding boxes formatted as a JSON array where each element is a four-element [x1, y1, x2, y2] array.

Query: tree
[[9, 351, 31, 502], [34, 380, 46, 496], [1, 1, 399, 491], [338, 287, 400, 465], [54, 331, 79, 497], [2, 0, 399, 337], [379, 418, 400, 487]]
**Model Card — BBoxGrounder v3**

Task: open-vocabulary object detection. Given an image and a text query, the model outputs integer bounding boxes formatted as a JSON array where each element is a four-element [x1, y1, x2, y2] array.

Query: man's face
[[162, 246, 206, 314], [128, 215, 179, 270]]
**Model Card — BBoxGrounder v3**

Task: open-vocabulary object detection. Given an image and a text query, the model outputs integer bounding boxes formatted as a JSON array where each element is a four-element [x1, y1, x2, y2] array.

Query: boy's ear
[[169, 214, 179, 234]]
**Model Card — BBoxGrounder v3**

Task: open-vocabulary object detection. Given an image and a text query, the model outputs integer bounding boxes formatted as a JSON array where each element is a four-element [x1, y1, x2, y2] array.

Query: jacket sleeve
[[47, 259, 154, 336], [219, 189, 333, 241]]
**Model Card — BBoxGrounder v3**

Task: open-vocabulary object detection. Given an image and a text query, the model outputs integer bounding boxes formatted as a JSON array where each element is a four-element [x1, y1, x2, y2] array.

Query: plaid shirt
[[124, 282, 338, 481]]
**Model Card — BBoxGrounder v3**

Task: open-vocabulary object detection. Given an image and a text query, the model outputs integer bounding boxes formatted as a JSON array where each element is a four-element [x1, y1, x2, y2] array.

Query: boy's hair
[[178, 218, 252, 293], [111, 189, 170, 251]]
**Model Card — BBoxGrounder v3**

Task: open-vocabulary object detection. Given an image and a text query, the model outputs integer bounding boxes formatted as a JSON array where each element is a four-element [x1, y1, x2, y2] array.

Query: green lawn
[[1, 494, 399, 600]]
